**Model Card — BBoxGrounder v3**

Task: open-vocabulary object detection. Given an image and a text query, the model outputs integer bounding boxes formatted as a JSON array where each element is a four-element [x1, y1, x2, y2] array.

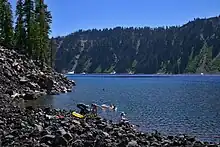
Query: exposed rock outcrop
[[0, 46, 75, 100]]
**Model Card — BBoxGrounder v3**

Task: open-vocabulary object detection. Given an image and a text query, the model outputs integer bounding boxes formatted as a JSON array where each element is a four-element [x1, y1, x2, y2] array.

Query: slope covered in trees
[[0, 0, 53, 68], [54, 16, 220, 74]]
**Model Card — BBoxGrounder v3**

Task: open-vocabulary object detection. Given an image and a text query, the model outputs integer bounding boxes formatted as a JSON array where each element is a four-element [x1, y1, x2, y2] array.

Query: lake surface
[[26, 74, 220, 142]]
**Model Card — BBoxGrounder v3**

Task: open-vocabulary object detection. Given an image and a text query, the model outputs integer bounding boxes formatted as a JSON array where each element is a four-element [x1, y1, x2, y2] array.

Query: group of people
[[100, 104, 117, 111], [77, 103, 128, 122], [90, 103, 117, 114]]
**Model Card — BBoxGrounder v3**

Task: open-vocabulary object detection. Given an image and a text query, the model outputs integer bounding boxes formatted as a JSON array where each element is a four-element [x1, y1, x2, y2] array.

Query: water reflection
[[25, 95, 55, 108]]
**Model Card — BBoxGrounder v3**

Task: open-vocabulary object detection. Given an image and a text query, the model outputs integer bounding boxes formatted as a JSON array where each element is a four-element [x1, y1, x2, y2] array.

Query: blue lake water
[[27, 74, 220, 142]]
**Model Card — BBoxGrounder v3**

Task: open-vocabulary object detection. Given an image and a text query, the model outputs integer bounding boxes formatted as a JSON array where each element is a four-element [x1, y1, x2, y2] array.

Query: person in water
[[110, 104, 117, 111], [119, 112, 128, 123], [101, 104, 109, 111], [77, 103, 90, 115], [91, 103, 98, 116], [79, 108, 87, 115]]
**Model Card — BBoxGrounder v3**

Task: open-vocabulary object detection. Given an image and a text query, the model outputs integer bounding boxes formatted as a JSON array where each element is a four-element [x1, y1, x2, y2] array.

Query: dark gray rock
[[72, 139, 84, 147], [40, 135, 55, 143], [19, 76, 29, 83], [67, 89, 72, 92], [35, 124, 43, 132], [5, 134, 14, 139], [0, 120, 4, 125], [102, 131, 110, 138], [57, 128, 66, 135], [127, 140, 139, 147], [23, 91, 40, 100], [193, 141, 204, 147], [40, 143, 50, 147], [4, 69, 12, 78], [53, 136, 68, 146], [63, 132, 73, 141], [186, 136, 196, 142], [151, 142, 161, 146], [208, 144, 218, 147]]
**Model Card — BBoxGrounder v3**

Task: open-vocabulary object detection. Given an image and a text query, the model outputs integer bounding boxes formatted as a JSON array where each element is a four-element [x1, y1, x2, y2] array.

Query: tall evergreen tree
[[35, 0, 52, 67], [14, 0, 26, 51], [3, 0, 13, 47], [0, 0, 13, 47], [23, 0, 35, 57], [0, 0, 4, 44], [43, 4, 52, 65], [50, 37, 57, 68]]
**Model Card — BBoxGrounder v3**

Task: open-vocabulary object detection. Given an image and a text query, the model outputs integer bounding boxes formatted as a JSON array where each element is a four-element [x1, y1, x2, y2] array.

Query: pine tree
[[0, 0, 13, 47], [0, 0, 4, 45], [50, 37, 57, 68], [34, 0, 42, 61], [35, 0, 52, 67], [23, 0, 35, 57], [43, 4, 52, 65], [31, 20, 41, 60], [3, 0, 13, 47], [14, 0, 26, 51]]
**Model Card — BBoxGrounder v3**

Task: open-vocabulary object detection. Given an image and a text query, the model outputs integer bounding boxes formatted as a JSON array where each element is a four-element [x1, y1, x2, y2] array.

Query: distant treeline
[[54, 16, 220, 74]]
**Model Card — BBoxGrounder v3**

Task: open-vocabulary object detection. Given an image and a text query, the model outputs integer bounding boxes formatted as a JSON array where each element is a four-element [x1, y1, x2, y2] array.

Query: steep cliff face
[[54, 16, 220, 74]]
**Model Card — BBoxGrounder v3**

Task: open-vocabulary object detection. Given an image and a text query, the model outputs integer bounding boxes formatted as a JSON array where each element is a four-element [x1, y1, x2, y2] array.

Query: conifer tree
[[0, 0, 4, 44], [3, 0, 13, 47], [0, 0, 13, 47], [43, 4, 52, 66], [35, 0, 52, 67], [14, 0, 26, 51], [23, 0, 35, 57]]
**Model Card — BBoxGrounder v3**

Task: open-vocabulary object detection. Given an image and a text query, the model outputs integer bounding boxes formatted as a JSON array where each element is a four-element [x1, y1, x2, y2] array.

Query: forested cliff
[[54, 16, 220, 74]]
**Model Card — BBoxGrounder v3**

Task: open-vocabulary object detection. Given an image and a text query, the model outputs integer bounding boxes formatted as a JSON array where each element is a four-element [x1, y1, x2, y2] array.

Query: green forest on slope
[[54, 16, 220, 74]]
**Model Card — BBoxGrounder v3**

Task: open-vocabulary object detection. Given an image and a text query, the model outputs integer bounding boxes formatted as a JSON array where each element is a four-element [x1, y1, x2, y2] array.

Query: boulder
[[23, 91, 39, 100]]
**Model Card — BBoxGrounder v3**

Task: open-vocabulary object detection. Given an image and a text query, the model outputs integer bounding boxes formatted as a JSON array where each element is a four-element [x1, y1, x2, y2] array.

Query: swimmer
[[91, 103, 98, 116], [101, 104, 109, 111], [110, 104, 117, 111], [119, 112, 128, 123]]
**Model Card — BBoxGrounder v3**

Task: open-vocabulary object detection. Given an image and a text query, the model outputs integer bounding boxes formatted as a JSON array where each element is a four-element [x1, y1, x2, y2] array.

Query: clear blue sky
[[9, 0, 220, 37]]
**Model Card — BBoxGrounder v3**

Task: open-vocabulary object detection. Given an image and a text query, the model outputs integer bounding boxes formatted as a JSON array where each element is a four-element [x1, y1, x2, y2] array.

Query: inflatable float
[[72, 111, 84, 118]]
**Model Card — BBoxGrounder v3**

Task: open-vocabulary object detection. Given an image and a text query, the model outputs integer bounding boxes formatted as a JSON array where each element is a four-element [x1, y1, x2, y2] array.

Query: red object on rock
[[56, 115, 64, 119]]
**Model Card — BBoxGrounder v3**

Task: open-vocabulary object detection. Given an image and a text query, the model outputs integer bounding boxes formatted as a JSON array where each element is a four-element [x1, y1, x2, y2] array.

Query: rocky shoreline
[[1, 100, 219, 147], [0, 46, 219, 146], [0, 46, 75, 101]]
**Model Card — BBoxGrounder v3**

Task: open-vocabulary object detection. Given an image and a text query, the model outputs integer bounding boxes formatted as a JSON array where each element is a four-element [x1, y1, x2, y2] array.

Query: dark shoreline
[[22, 94, 220, 146], [2, 96, 220, 147]]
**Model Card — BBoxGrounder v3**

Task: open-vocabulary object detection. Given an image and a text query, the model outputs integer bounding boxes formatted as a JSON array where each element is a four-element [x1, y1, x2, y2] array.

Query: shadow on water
[[24, 95, 56, 109], [24, 88, 79, 110]]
